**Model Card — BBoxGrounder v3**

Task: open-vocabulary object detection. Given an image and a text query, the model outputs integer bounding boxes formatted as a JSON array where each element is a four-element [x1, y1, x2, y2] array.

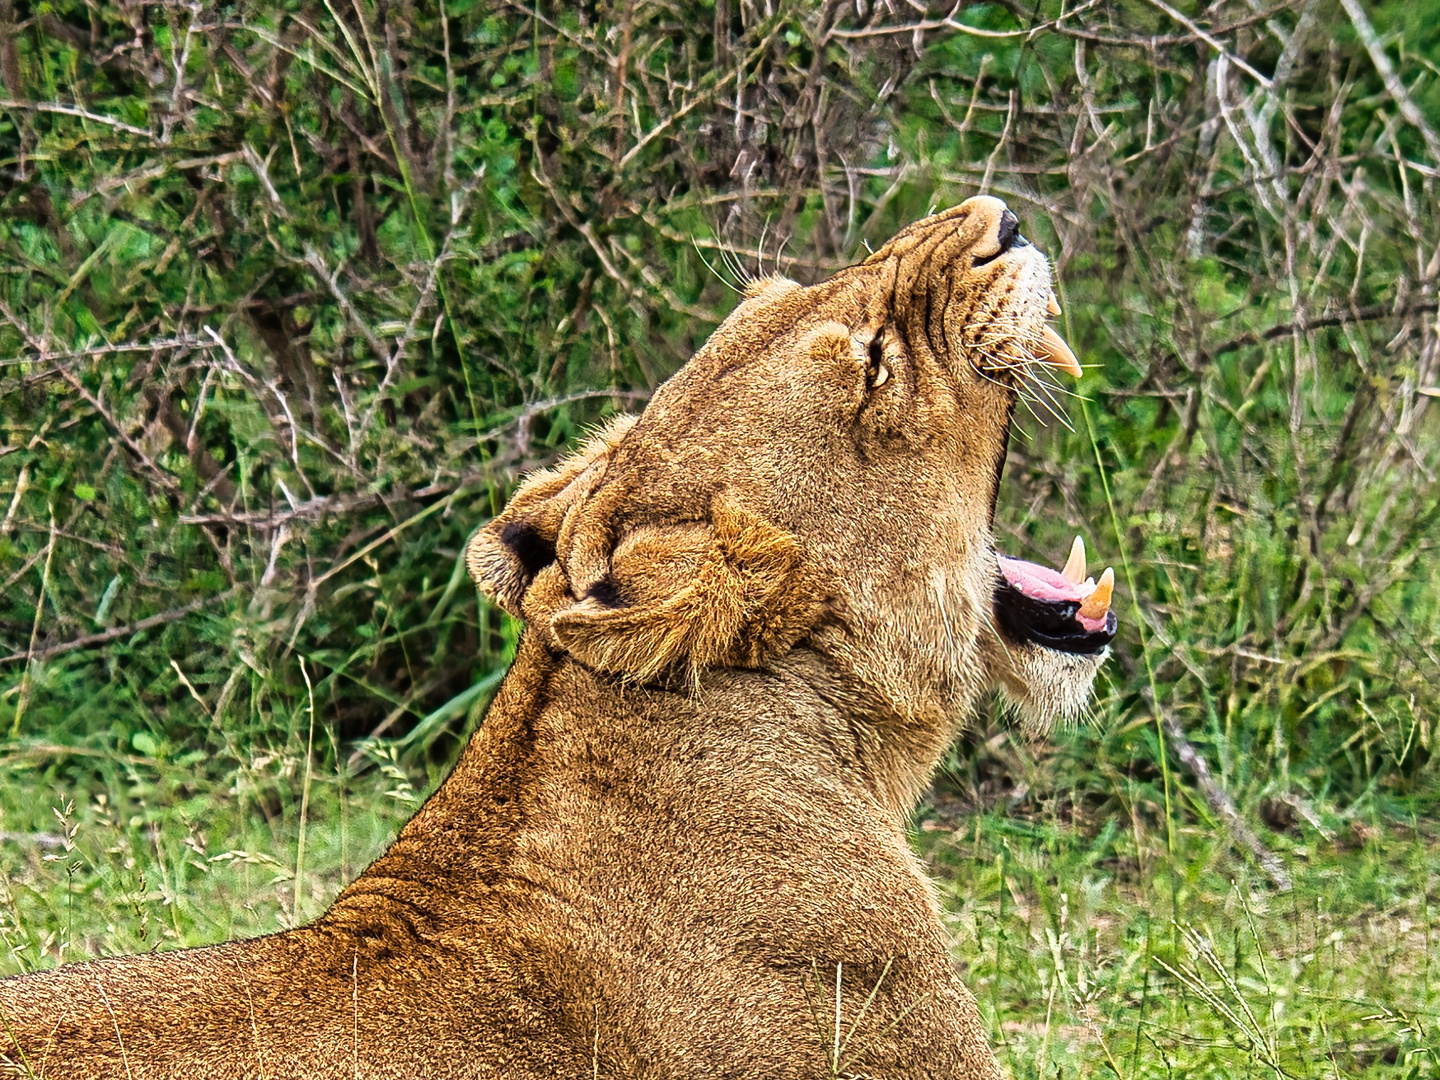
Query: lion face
[[469, 196, 1114, 740]]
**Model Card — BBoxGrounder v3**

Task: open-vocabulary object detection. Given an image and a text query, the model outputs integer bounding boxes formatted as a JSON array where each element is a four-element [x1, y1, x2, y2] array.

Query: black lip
[[993, 574, 1116, 656], [973, 210, 1030, 268]]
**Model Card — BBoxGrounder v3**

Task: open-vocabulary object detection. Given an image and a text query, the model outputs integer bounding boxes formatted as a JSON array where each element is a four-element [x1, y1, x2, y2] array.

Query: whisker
[[1012, 393, 1043, 438], [1022, 378, 1075, 432], [719, 243, 748, 289], [1022, 364, 1090, 401], [970, 359, 1019, 397], [723, 236, 756, 290], [1022, 365, 1080, 412], [692, 239, 743, 295]]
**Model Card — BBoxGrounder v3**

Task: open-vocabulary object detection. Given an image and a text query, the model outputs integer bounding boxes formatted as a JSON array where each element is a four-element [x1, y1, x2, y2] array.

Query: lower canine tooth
[[1077, 567, 1114, 620], [1061, 536, 1086, 584]]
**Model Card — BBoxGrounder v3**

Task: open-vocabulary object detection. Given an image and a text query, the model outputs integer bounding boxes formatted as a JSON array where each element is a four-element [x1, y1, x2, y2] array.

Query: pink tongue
[[997, 554, 1090, 602], [997, 554, 1109, 634]]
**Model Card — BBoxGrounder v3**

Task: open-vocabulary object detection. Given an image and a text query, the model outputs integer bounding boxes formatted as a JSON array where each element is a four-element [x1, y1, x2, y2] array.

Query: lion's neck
[[324, 637, 952, 935], [775, 645, 964, 812]]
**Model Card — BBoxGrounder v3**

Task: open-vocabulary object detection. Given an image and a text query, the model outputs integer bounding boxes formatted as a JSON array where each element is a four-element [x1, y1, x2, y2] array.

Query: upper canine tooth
[[1037, 325, 1083, 378], [1077, 567, 1114, 620], [1061, 535, 1086, 584], [1047, 294, 1062, 317]]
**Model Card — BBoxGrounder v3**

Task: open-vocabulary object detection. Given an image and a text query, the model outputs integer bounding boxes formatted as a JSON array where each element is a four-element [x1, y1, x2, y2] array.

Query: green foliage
[[0, 0, 1437, 1072]]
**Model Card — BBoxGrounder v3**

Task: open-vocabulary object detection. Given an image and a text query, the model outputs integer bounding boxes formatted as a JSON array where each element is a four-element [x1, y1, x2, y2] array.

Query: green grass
[[919, 780, 1440, 1079], [1, 715, 1435, 1078], [0, 741, 417, 968]]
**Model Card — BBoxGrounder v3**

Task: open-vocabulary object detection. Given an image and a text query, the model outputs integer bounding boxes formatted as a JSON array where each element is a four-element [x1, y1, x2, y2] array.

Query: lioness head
[[468, 196, 1115, 741]]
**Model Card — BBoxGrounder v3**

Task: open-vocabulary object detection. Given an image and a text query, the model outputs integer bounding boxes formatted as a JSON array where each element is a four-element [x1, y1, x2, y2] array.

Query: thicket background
[[0, 0, 1436, 1075]]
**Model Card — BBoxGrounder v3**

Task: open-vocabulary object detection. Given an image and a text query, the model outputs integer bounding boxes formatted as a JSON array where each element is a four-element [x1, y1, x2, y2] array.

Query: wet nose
[[996, 210, 1028, 253]]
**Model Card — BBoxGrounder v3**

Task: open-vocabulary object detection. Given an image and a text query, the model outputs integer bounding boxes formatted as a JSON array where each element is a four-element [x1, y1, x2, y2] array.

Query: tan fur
[[0, 197, 1108, 1079]]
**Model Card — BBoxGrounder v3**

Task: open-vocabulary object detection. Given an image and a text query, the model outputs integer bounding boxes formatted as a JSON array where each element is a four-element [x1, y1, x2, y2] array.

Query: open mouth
[[991, 264, 1116, 655], [994, 537, 1117, 655], [962, 196, 1119, 657]]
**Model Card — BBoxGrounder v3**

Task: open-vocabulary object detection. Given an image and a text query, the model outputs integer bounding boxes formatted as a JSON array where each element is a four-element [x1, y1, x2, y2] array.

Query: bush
[[0, 0, 1435, 855]]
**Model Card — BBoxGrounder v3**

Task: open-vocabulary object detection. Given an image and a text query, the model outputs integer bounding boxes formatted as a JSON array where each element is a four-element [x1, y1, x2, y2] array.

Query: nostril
[[997, 210, 1020, 250], [997, 210, 1030, 252]]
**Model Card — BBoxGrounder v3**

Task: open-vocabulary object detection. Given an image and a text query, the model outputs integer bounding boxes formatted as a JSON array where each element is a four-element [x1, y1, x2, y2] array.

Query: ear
[[466, 415, 638, 617], [549, 495, 821, 683]]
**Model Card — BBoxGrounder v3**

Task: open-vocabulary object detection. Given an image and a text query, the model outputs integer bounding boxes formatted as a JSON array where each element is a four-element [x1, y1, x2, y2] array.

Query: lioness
[[0, 197, 1114, 1079]]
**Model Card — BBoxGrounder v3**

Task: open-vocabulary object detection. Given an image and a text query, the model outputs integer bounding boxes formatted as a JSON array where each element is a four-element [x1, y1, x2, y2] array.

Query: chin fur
[[988, 640, 1109, 738]]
